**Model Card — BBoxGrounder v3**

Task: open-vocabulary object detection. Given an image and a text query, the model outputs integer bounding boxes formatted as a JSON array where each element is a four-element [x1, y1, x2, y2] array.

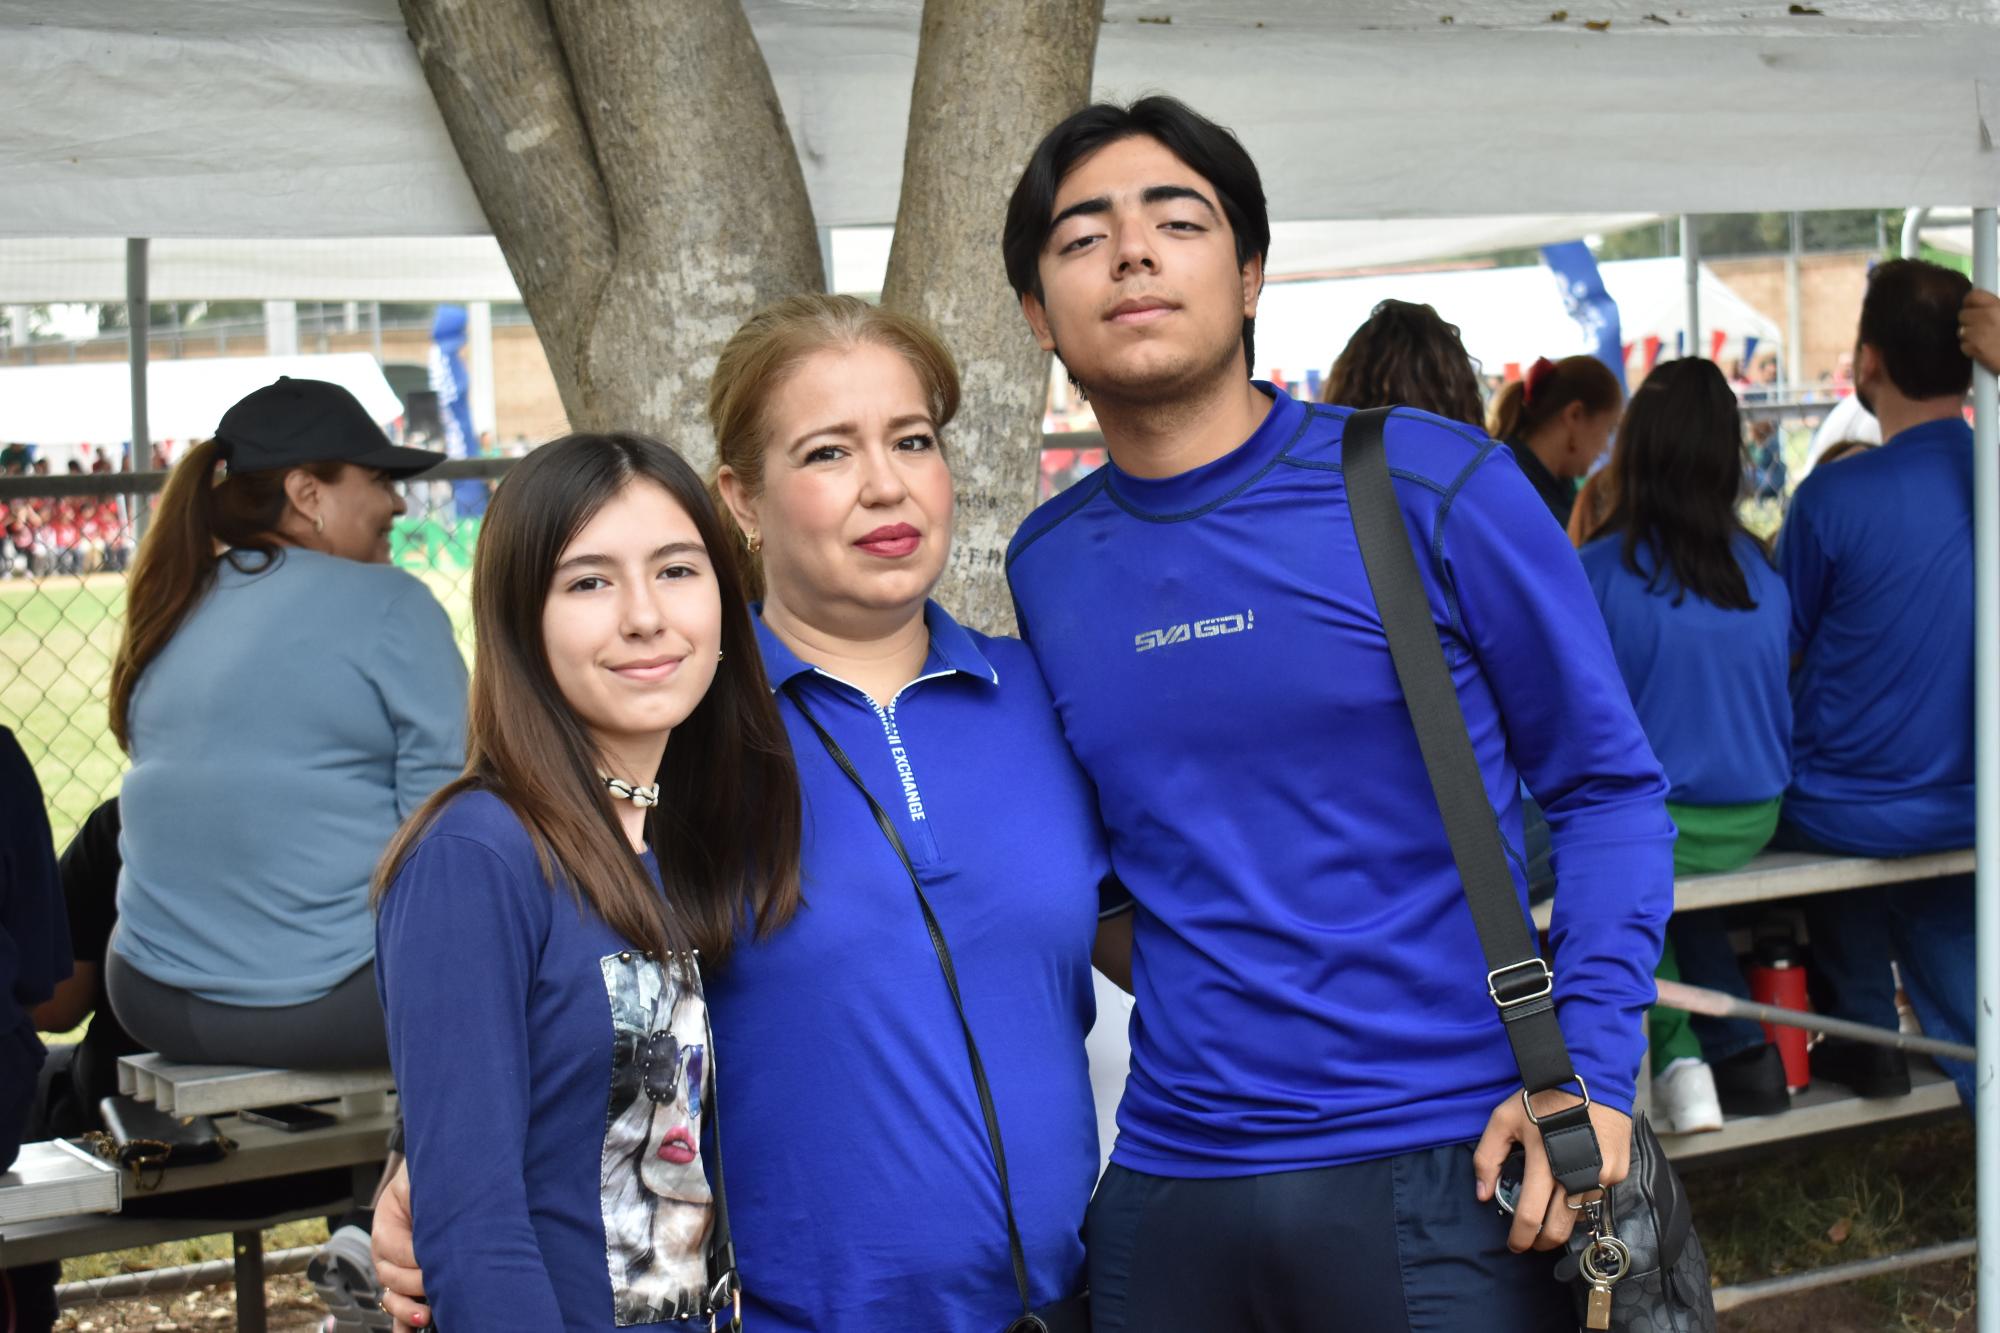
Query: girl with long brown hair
[[372, 433, 801, 1331]]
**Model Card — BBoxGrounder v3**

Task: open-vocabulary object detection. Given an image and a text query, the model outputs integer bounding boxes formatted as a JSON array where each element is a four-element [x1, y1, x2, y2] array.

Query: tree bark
[[881, 0, 1104, 634], [398, 0, 823, 471]]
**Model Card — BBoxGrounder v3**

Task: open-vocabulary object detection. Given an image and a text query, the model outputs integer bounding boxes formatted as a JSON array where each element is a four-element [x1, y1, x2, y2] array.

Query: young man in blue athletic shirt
[[1002, 98, 1676, 1329], [1776, 258, 1977, 1106]]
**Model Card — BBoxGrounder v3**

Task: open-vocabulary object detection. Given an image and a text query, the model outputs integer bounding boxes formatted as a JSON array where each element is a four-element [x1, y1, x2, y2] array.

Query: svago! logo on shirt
[[1134, 609, 1256, 653]]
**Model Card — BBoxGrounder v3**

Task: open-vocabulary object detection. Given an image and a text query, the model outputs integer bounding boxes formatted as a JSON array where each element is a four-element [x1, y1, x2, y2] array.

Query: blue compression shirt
[[1579, 531, 1792, 805], [1007, 388, 1674, 1176], [1779, 416, 1974, 855], [379, 793, 726, 1331], [703, 605, 1109, 1332]]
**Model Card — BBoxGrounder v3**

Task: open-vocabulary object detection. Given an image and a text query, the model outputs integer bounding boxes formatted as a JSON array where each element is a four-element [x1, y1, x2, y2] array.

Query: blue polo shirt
[[1008, 388, 1674, 1176], [704, 604, 1108, 1332], [1580, 532, 1792, 806], [1779, 416, 1974, 855]]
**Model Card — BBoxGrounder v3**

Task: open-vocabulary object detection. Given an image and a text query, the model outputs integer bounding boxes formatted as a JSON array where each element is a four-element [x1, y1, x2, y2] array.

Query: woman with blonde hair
[[374, 296, 1125, 1333]]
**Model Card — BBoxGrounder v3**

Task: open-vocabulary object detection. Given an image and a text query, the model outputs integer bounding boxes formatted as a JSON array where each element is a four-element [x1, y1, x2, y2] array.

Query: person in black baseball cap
[[194, 376, 445, 567], [214, 376, 444, 480]]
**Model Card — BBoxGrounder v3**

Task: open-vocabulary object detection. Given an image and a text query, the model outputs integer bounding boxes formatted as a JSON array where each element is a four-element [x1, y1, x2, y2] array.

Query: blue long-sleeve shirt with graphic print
[[1006, 388, 1675, 1176]]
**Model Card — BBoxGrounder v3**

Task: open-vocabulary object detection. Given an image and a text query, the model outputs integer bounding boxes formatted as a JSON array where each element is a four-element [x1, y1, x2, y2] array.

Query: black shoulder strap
[[782, 680, 1038, 1319], [1340, 407, 1604, 1197]]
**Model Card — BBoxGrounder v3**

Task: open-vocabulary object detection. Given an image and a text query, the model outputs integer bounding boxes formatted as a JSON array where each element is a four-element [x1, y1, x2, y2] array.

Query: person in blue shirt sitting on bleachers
[[1579, 358, 1795, 1133], [1777, 258, 1977, 1106]]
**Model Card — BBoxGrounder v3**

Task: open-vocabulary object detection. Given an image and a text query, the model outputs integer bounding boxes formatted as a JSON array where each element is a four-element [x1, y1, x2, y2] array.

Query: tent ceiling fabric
[[2, 0, 1994, 240]]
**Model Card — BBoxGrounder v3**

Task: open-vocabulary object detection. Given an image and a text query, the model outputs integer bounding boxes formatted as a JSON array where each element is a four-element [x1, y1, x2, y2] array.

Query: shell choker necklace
[[601, 775, 659, 808]]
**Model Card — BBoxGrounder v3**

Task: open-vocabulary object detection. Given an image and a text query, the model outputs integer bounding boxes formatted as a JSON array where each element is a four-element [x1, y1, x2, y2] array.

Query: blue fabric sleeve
[[369, 582, 468, 819], [2, 728, 69, 1025], [1775, 491, 1830, 662], [376, 831, 563, 1330], [1436, 456, 1676, 1114]]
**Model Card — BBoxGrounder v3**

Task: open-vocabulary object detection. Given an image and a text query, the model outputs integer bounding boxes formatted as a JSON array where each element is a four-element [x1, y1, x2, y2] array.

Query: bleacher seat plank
[[1530, 847, 1975, 929], [140, 1105, 398, 1197], [1663, 1064, 1960, 1162], [0, 1200, 343, 1270], [0, 1140, 120, 1228], [117, 1052, 394, 1117]]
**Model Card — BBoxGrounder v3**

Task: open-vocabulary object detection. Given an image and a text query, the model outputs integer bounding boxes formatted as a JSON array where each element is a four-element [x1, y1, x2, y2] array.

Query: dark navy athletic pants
[[1086, 1144, 1576, 1332]]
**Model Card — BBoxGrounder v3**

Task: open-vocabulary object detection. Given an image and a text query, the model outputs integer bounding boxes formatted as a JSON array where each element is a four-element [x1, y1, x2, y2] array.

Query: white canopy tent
[[0, 353, 402, 448], [1257, 256, 1783, 384], [3, 4, 1998, 1317], [1, 2, 1992, 235]]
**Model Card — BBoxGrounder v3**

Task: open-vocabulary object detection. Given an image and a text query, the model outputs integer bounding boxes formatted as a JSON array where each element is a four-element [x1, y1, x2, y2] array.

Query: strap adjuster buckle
[[1487, 957, 1554, 1010]]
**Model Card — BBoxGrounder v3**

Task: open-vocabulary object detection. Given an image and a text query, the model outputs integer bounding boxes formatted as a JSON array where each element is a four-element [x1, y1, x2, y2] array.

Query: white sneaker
[[1652, 1058, 1725, 1134]]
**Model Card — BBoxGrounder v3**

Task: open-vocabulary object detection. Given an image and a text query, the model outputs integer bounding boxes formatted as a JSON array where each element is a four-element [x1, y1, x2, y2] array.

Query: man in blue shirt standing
[[1002, 98, 1675, 1330], [1777, 258, 1976, 1105]]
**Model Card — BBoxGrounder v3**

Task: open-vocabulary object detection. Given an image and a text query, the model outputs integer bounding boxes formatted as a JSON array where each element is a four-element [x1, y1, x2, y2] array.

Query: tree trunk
[[398, 0, 823, 471], [881, 0, 1103, 634]]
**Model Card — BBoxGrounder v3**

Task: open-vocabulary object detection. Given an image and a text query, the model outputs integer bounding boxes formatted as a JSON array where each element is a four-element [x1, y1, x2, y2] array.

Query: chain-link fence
[[0, 459, 505, 846], [0, 394, 1868, 849]]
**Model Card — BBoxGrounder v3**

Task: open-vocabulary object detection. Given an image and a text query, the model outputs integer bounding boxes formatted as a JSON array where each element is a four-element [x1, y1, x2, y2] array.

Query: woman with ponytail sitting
[[1488, 354, 1624, 527], [104, 377, 464, 1070]]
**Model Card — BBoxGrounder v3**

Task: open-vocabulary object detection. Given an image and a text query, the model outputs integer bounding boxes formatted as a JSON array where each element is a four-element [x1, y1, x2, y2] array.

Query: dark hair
[[109, 441, 345, 751], [1488, 355, 1624, 445], [1322, 300, 1485, 428], [377, 433, 803, 963], [1602, 359, 1763, 610], [1003, 95, 1270, 374], [1858, 258, 1973, 401]]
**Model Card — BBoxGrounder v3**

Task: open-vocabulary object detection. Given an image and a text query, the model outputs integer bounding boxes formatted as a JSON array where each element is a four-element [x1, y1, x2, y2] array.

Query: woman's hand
[[372, 1159, 430, 1330], [1471, 1088, 1631, 1253]]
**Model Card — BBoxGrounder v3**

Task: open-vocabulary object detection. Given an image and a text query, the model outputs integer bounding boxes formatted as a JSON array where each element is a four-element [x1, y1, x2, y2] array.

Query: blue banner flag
[[1541, 240, 1627, 393], [430, 305, 488, 519]]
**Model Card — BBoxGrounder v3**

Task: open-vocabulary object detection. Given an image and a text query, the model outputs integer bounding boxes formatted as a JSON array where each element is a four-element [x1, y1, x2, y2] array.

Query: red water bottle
[[1746, 938, 1813, 1092]]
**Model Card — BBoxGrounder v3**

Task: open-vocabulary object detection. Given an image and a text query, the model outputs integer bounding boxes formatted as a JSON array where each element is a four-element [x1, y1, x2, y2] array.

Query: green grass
[[1694, 1118, 1976, 1330], [1, 527, 477, 849]]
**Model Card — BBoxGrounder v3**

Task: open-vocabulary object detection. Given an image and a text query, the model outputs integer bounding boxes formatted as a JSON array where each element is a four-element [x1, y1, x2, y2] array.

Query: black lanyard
[[781, 679, 1037, 1320]]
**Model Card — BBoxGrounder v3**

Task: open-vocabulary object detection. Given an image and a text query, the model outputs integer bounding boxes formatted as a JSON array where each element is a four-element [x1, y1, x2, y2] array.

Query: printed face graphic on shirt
[[600, 951, 717, 1326]]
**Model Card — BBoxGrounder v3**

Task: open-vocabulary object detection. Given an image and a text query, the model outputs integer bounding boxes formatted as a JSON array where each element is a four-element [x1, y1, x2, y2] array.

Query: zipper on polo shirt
[[811, 666, 951, 865]]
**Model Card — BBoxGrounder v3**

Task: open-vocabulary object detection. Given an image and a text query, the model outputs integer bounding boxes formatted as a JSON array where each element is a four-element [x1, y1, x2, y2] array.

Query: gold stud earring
[[717, 649, 725, 662], [747, 533, 763, 555]]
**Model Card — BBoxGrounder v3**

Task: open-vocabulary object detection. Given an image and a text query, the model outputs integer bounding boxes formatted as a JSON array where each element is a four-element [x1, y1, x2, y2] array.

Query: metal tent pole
[[1902, 206, 1932, 261], [1974, 204, 1998, 1333], [1680, 216, 1700, 358], [1786, 212, 1803, 388], [127, 238, 151, 538]]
